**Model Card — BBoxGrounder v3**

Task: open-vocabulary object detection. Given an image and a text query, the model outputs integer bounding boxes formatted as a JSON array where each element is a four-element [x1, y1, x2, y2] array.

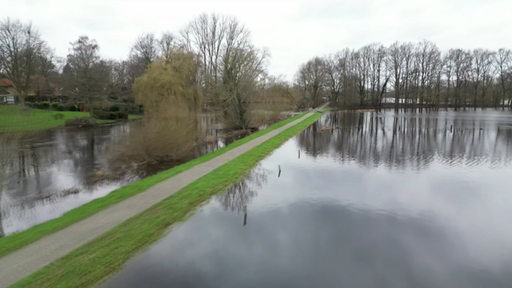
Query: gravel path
[[0, 110, 318, 287]]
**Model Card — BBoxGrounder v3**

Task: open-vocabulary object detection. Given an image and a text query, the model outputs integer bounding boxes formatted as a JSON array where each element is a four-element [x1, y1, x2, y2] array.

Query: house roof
[[0, 78, 15, 88], [0, 79, 17, 96]]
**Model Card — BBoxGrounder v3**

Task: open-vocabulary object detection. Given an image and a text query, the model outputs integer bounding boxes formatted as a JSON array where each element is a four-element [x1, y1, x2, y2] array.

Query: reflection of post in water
[[278, 165, 281, 178]]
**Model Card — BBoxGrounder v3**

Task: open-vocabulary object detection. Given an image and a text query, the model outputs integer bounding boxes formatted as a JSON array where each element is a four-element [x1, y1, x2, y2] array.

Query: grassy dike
[[0, 112, 306, 258], [11, 111, 322, 288]]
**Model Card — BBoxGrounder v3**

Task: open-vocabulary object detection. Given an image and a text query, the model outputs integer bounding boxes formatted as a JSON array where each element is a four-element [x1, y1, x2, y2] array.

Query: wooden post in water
[[243, 205, 248, 226]]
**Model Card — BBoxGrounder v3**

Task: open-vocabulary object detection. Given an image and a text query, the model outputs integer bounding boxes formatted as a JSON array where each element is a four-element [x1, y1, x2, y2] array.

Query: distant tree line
[[295, 41, 512, 110], [3, 16, 512, 123]]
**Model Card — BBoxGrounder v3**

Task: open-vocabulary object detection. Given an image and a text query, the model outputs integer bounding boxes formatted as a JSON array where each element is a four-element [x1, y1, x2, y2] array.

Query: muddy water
[[103, 109, 512, 288]]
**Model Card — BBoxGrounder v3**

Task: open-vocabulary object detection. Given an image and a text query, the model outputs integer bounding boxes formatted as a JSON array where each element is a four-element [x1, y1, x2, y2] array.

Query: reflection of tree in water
[[216, 165, 269, 223], [297, 110, 512, 169], [0, 126, 120, 235], [7, 128, 106, 200], [0, 134, 20, 237]]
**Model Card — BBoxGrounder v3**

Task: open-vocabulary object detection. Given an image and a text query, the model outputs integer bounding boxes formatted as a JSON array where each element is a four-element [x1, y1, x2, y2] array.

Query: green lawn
[[0, 111, 307, 258], [0, 105, 89, 132], [0, 105, 143, 132], [12, 111, 322, 288]]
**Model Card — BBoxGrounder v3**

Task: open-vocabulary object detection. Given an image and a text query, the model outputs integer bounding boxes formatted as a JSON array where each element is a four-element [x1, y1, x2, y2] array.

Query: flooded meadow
[[103, 109, 512, 288]]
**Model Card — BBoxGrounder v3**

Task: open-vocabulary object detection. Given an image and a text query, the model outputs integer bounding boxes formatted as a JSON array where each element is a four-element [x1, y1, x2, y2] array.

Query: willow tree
[[114, 51, 203, 169]]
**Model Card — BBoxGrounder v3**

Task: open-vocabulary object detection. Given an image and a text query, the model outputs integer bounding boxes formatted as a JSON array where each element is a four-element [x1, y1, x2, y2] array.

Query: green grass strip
[[0, 112, 306, 257], [12, 111, 322, 288], [0, 106, 89, 132], [0, 105, 143, 132]]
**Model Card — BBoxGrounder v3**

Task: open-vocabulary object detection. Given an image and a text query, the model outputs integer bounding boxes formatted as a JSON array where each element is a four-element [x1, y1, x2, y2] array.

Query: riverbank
[[0, 109, 323, 287], [0, 105, 142, 132]]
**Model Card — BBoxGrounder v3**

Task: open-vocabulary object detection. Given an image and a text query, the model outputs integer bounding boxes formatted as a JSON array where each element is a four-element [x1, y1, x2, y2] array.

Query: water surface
[[0, 113, 235, 236], [100, 109, 512, 287]]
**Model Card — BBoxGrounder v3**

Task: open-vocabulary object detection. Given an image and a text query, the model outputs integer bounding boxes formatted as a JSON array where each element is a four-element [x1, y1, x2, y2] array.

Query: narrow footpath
[[0, 109, 320, 287]]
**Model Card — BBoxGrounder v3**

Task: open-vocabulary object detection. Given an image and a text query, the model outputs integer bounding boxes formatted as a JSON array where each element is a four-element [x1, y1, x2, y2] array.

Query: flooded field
[[103, 109, 512, 288]]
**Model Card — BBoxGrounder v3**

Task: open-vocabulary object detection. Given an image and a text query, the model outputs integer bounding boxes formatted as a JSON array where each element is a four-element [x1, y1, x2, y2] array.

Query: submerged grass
[[12, 111, 322, 288], [0, 112, 306, 258]]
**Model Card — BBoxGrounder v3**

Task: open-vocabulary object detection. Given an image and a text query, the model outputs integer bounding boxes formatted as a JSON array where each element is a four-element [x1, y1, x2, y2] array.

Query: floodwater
[[103, 109, 512, 288], [0, 113, 234, 236]]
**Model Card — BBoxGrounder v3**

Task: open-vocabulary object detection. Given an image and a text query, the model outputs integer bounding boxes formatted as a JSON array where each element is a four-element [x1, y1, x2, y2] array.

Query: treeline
[[0, 19, 136, 112], [3, 15, 512, 121], [295, 41, 512, 109], [0, 15, 296, 126]]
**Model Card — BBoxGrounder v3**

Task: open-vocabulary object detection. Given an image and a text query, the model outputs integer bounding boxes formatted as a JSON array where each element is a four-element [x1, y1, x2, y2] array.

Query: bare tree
[[295, 41, 510, 110], [296, 57, 327, 107], [220, 20, 267, 129], [159, 32, 179, 61], [65, 36, 101, 111], [181, 13, 227, 106], [353, 48, 368, 106], [387, 42, 407, 107], [181, 14, 267, 128], [494, 48, 512, 108], [446, 49, 472, 108], [471, 49, 495, 107], [415, 40, 441, 107], [0, 18, 49, 106], [324, 53, 344, 106], [361, 44, 387, 106], [128, 33, 159, 79]]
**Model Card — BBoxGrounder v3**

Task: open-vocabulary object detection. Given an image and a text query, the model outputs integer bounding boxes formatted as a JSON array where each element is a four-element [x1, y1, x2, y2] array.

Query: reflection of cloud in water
[[103, 113, 512, 287], [103, 200, 512, 288]]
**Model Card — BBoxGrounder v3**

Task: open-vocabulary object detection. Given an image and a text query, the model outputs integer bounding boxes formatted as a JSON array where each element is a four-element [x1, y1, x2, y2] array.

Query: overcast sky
[[7, 0, 512, 80]]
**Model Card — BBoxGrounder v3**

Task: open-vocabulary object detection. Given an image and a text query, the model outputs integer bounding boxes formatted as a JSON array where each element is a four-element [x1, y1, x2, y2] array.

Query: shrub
[[109, 105, 120, 112], [64, 103, 78, 111], [26, 96, 36, 103], [56, 104, 65, 111], [40, 101, 50, 109], [53, 113, 64, 120], [92, 110, 128, 120], [92, 110, 110, 120], [117, 111, 128, 120]]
